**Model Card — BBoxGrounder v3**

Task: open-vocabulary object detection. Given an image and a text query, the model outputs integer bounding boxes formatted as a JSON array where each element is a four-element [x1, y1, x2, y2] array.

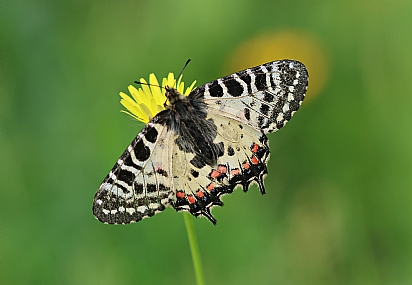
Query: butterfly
[[93, 60, 308, 225]]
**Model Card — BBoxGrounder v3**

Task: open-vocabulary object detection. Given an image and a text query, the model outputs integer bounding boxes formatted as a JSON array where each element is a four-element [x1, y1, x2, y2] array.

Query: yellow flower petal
[[167, 73, 175, 86], [120, 110, 141, 122], [185, 80, 197, 95], [148, 74, 163, 106], [127, 85, 143, 104]]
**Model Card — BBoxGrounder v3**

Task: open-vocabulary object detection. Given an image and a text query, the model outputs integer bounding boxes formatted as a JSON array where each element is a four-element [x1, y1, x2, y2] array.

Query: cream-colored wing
[[93, 120, 175, 224]]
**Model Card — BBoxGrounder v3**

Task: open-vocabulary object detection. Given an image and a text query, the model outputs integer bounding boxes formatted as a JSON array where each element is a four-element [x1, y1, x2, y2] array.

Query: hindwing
[[170, 110, 269, 224]]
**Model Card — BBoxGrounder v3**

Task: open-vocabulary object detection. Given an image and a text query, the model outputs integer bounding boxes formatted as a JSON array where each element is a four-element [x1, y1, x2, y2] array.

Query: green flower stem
[[184, 213, 205, 285]]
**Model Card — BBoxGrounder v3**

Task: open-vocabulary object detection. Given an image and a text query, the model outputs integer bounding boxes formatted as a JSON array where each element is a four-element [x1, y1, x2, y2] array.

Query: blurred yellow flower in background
[[226, 30, 330, 100]]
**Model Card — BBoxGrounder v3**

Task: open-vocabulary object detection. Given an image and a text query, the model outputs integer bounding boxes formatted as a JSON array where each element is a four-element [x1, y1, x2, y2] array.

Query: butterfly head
[[164, 86, 187, 106]]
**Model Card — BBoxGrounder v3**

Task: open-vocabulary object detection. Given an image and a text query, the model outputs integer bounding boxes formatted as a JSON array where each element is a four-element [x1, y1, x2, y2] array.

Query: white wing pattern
[[93, 60, 308, 224]]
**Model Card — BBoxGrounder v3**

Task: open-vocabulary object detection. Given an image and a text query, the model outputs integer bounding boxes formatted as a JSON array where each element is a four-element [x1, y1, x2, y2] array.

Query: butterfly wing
[[93, 113, 175, 224], [172, 60, 308, 223], [193, 60, 308, 133], [170, 110, 270, 224]]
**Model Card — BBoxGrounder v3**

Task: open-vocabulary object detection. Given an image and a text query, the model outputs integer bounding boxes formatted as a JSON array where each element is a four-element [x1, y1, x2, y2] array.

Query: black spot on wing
[[228, 146, 235, 156], [190, 169, 199, 178], [255, 73, 267, 90], [123, 153, 142, 170], [156, 168, 168, 177], [208, 80, 224, 97], [263, 91, 274, 103], [244, 108, 251, 120], [134, 182, 144, 194], [269, 73, 276, 88], [260, 104, 269, 115], [145, 127, 158, 143], [224, 78, 243, 97], [147, 184, 157, 193], [239, 73, 252, 94], [117, 169, 134, 186], [134, 140, 150, 161], [158, 184, 169, 192]]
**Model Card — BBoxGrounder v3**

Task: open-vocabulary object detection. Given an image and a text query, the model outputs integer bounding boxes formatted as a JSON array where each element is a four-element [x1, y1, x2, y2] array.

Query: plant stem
[[184, 213, 205, 285]]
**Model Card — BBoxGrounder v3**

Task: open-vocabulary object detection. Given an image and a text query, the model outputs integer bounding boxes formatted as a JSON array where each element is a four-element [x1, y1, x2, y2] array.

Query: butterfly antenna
[[174, 58, 191, 88], [134, 80, 164, 90]]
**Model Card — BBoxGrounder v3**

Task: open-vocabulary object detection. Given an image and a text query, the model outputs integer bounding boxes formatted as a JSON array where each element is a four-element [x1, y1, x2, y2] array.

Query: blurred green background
[[3, 1, 412, 284]]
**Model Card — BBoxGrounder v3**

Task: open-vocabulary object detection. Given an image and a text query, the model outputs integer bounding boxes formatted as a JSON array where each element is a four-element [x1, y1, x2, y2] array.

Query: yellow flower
[[119, 73, 197, 123]]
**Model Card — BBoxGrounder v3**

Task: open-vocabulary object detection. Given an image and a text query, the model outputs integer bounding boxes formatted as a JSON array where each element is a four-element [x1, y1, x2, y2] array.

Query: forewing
[[93, 118, 175, 224], [191, 60, 308, 133]]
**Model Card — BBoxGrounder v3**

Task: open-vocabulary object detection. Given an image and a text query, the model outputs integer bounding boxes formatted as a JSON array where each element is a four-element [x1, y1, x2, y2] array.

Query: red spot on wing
[[176, 191, 185, 199], [187, 195, 195, 204], [210, 169, 220, 179], [251, 143, 259, 153], [251, 155, 259, 165], [242, 161, 250, 170], [196, 190, 204, 198], [206, 183, 215, 191]]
